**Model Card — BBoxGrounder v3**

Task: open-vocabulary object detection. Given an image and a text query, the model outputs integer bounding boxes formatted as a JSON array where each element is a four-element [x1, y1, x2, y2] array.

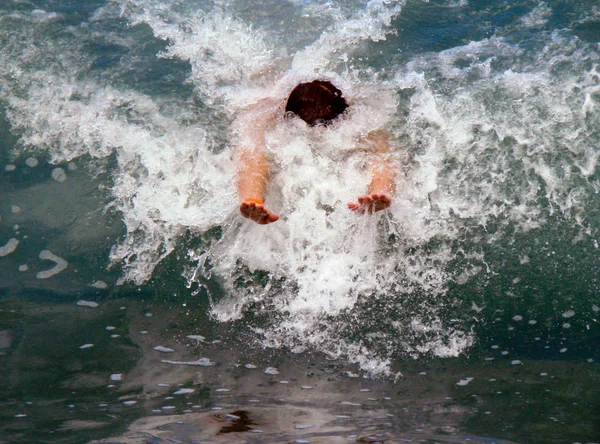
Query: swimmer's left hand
[[348, 193, 391, 214]]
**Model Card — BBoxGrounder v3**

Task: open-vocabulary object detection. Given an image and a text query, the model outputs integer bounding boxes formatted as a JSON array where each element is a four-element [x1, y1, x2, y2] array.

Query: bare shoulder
[[244, 96, 283, 115]]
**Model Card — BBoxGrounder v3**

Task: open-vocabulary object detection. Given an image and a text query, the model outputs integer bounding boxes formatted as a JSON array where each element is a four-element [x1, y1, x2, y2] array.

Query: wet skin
[[240, 199, 280, 224]]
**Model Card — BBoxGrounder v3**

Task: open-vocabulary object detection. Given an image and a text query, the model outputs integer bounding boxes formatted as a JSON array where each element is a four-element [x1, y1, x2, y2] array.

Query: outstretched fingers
[[240, 199, 279, 224], [348, 193, 391, 214]]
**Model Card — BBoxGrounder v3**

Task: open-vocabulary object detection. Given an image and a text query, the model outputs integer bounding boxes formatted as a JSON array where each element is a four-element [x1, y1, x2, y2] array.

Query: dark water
[[1, 0, 599, 443]]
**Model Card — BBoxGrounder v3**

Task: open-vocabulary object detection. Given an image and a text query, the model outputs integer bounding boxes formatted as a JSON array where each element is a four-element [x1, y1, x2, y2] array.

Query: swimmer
[[236, 80, 396, 224]]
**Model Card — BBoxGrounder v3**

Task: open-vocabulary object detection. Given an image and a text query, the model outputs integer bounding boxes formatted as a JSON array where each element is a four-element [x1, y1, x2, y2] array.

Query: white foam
[[36, 250, 68, 279], [160, 357, 215, 366], [77, 300, 99, 308], [186, 335, 205, 341], [456, 377, 474, 386], [519, 3, 551, 28], [90, 280, 108, 289], [153, 346, 174, 353], [0, 238, 19, 257], [3, 0, 599, 376], [0, 2, 455, 374], [173, 388, 194, 395]]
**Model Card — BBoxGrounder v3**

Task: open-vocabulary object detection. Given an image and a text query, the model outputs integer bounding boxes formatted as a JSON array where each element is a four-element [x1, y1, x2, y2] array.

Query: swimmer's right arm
[[235, 98, 281, 224]]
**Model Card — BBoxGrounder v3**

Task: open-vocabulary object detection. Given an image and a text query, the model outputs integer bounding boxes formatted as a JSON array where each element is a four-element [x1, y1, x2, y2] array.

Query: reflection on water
[[1, 295, 597, 443]]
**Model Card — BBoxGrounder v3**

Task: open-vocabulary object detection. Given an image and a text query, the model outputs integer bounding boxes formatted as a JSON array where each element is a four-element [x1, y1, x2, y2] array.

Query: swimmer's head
[[285, 80, 349, 127]]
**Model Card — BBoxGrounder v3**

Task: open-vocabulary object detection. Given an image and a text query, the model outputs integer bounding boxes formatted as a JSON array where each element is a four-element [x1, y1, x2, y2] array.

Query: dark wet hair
[[285, 80, 349, 126]]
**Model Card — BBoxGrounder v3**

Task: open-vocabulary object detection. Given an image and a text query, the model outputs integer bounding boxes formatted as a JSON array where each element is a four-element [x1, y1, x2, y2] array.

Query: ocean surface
[[1, 0, 599, 443]]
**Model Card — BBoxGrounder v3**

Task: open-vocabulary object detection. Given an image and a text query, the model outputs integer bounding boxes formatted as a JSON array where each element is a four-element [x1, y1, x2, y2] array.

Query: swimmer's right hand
[[240, 198, 280, 224]]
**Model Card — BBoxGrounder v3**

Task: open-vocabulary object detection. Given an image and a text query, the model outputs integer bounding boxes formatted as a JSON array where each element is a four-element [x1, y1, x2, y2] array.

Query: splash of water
[[1, 0, 599, 375]]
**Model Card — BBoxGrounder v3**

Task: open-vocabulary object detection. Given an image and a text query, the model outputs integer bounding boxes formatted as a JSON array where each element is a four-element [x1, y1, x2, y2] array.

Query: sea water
[[1, 0, 599, 443]]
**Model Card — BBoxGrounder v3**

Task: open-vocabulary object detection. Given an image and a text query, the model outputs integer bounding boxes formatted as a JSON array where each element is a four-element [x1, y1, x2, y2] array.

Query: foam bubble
[[173, 388, 194, 395], [186, 335, 205, 341], [160, 357, 215, 366], [0, 238, 19, 257], [51, 167, 66, 182], [90, 280, 108, 289], [36, 250, 68, 279], [25, 157, 38, 167]]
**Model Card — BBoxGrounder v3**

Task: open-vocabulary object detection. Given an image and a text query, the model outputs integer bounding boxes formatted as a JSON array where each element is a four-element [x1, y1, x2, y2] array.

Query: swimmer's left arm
[[348, 130, 396, 214]]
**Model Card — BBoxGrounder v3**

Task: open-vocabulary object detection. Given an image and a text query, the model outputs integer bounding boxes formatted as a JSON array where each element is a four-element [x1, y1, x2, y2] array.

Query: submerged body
[[235, 80, 397, 224]]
